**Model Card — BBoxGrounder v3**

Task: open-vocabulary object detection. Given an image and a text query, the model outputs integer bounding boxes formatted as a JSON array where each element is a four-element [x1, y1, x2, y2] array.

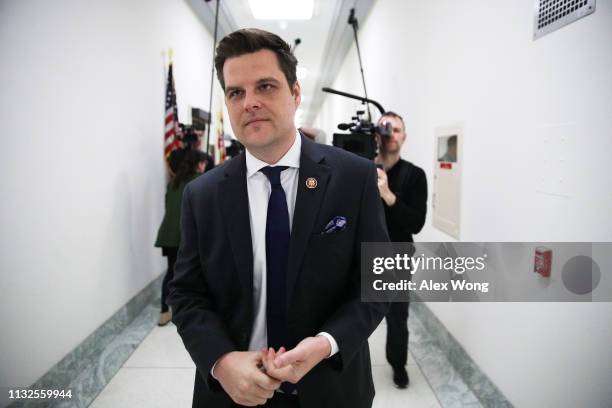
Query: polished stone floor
[[89, 310, 463, 408]]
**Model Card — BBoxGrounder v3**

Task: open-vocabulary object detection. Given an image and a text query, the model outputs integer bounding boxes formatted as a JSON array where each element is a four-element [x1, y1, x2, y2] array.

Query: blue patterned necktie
[[260, 165, 295, 393]]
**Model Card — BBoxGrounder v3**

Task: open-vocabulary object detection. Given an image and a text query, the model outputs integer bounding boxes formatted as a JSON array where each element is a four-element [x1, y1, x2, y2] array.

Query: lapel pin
[[305, 177, 318, 189]]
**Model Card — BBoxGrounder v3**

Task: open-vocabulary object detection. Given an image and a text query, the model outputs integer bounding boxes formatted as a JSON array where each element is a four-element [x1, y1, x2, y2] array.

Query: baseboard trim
[[410, 300, 513, 408], [8, 274, 163, 408]]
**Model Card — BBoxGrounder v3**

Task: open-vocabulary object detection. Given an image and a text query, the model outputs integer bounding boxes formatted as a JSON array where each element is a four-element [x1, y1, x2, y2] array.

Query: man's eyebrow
[[256, 77, 281, 85], [225, 77, 281, 94], [224, 85, 243, 95]]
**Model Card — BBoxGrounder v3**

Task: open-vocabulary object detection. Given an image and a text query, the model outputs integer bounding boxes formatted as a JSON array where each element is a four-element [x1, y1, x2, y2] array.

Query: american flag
[[216, 109, 226, 164], [164, 63, 180, 157]]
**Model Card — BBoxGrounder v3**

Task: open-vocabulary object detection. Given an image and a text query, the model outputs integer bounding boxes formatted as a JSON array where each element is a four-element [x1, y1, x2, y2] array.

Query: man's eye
[[259, 83, 273, 91], [227, 90, 243, 98]]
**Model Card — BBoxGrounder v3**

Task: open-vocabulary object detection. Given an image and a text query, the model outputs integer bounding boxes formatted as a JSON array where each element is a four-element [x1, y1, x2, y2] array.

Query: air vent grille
[[533, 0, 595, 40]]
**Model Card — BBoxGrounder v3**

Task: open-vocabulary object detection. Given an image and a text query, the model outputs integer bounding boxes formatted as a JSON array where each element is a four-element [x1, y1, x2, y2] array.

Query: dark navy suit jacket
[[168, 135, 390, 408]]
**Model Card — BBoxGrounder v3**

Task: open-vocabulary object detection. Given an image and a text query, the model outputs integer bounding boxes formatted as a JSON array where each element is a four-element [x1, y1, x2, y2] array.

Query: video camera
[[323, 87, 390, 160], [178, 124, 203, 150], [320, 8, 394, 161]]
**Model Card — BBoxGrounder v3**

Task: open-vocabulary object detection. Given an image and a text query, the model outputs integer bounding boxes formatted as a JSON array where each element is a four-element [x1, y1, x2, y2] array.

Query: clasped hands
[[213, 336, 331, 406]]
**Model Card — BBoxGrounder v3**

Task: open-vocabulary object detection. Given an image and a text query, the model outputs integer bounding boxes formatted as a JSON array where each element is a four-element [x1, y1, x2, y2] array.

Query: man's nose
[[243, 91, 261, 112]]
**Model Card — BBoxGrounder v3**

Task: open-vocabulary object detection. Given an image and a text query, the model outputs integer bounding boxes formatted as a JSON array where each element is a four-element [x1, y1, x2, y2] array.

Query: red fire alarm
[[534, 247, 552, 278]]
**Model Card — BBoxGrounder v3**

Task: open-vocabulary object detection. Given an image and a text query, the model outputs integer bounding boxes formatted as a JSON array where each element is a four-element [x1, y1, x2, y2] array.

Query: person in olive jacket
[[155, 149, 209, 326]]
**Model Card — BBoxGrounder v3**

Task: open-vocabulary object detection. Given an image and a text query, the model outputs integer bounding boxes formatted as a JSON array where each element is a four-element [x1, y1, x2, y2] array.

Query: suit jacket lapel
[[287, 136, 331, 306], [218, 154, 254, 308]]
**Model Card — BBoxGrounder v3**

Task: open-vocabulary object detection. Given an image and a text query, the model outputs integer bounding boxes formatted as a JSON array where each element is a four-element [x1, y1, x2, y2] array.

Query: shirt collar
[[245, 130, 301, 178]]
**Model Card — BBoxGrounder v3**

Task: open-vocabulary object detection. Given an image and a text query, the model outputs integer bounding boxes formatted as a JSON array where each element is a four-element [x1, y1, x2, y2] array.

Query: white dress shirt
[[245, 132, 338, 356]]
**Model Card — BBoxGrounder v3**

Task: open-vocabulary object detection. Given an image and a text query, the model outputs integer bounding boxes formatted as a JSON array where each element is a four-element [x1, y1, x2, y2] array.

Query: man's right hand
[[213, 351, 282, 406]]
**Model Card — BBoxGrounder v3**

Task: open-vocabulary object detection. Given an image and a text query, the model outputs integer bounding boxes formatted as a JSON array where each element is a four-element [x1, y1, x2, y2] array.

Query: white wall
[[0, 0, 213, 392], [314, 0, 612, 407]]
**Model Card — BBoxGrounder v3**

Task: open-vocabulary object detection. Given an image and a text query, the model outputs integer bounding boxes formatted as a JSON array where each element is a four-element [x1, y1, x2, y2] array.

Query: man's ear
[[292, 81, 301, 106]]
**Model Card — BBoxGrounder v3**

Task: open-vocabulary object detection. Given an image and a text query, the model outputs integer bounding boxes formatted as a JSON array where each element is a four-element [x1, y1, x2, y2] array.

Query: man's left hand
[[260, 336, 331, 384]]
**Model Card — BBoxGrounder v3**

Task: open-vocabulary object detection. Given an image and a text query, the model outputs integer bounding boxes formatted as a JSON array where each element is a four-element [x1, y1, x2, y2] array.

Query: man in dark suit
[[168, 28, 389, 408]]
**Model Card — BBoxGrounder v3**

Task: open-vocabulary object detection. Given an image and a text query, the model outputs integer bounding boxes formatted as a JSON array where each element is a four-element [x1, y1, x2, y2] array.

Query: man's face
[[379, 115, 406, 154], [222, 49, 300, 152]]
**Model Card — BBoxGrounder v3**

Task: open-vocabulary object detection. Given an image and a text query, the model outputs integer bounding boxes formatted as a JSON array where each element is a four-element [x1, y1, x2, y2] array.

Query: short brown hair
[[214, 28, 298, 90]]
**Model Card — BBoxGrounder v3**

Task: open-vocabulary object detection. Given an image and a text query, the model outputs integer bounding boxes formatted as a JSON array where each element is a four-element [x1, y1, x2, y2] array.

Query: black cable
[[348, 8, 371, 122], [291, 38, 301, 53]]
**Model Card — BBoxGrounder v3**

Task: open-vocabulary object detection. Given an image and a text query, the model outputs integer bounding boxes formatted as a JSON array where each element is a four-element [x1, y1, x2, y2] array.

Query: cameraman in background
[[168, 125, 214, 175], [375, 111, 428, 389]]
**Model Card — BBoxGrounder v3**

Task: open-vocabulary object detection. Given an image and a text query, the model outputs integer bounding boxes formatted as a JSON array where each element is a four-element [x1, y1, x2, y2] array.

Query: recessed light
[[249, 0, 313, 20]]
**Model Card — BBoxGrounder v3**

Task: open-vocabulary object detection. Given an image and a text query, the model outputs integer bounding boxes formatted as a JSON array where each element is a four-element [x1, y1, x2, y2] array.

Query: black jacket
[[383, 159, 427, 242], [168, 135, 390, 408]]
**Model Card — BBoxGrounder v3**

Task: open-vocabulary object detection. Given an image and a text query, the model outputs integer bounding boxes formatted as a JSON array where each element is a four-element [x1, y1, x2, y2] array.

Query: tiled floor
[[90, 320, 442, 407]]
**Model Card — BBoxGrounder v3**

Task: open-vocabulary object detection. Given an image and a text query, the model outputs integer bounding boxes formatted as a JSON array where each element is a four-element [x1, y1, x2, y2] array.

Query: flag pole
[[205, 0, 220, 156]]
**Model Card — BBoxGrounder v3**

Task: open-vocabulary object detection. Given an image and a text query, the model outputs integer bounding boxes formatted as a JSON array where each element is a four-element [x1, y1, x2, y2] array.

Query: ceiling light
[[249, 0, 314, 20]]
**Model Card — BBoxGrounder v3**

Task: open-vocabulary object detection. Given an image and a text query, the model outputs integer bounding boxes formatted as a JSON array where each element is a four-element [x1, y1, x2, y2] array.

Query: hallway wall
[[0, 0, 213, 392], [314, 0, 612, 406]]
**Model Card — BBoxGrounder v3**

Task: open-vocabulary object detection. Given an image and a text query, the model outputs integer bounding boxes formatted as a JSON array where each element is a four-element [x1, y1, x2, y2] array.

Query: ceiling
[[188, 0, 375, 127]]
